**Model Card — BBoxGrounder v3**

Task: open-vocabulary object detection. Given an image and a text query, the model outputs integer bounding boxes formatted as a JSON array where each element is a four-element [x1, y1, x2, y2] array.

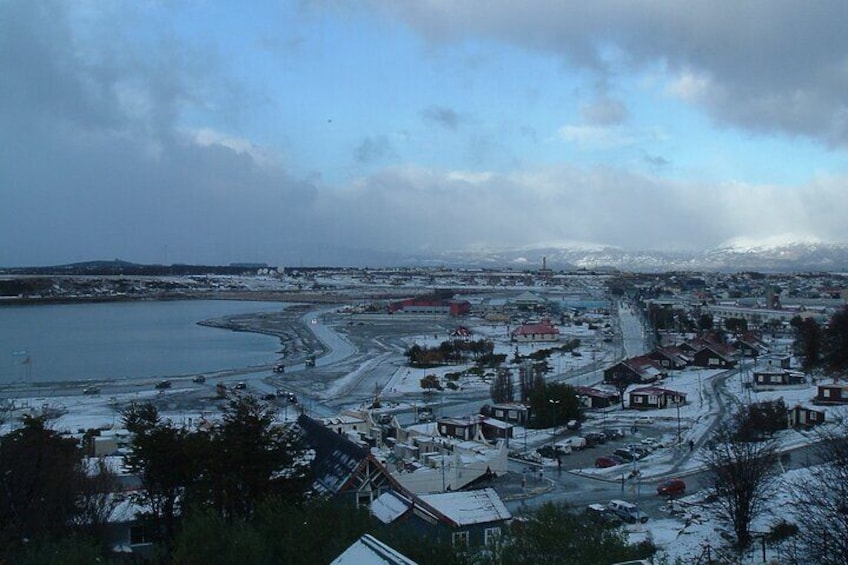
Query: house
[[488, 403, 531, 426], [297, 414, 404, 507], [511, 291, 547, 310], [437, 416, 485, 442], [752, 369, 806, 390], [372, 488, 511, 548], [574, 386, 620, 409], [733, 333, 769, 357], [787, 405, 826, 428], [603, 355, 666, 386], [759, 353, 792, 370], [479, 417, 513, 442], [691, 344, 738, 369], [815, 382, 848, 405], [648, 346, 691, 370], [629, 386, 687, 410], [511, 320, 559, 342], [330, 534, 418, 565]]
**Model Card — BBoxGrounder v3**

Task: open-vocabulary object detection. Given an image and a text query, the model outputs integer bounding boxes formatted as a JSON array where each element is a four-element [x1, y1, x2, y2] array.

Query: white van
[[607, 499, 649, 524], [559, 436, 587, 450]]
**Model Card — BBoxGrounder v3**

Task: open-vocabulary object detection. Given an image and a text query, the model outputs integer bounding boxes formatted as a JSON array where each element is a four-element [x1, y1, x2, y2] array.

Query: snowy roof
[[330, 534, 418, 565], [371, 491, 411, 524], [418, 488, 511, 526]]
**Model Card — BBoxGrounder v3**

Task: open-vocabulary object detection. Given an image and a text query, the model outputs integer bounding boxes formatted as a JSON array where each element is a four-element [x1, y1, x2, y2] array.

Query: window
[[810, 412, 818, 421], [484, 527, 502, 546], [823, 389, 831, 398], [452, 531, 469, 547]]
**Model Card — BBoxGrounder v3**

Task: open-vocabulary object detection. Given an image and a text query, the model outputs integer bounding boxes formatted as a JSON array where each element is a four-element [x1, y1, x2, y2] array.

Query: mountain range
[[413, 241, 848, 272]]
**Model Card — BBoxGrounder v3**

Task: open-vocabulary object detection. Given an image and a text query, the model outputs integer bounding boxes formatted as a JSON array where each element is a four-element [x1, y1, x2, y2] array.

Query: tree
[[0, 416, 86, 548], [735, 399, 789, 441], [206, 396, 307, 520], [490, 368, 514, 404], [698, 313, 714, 332], [497, 502, 654, 564], [122, 402, 200, 542], [724, 317, 748, 334], [528, 383, 580, 429], [786, 424, 848, 564], [701, 417, 780, 550], [791, 316, 822, 373], [824, 305, 848, 372]]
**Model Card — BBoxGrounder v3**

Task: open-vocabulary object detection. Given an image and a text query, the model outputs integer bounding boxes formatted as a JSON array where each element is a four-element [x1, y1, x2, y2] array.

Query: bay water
[[0, 300, 288, 385]]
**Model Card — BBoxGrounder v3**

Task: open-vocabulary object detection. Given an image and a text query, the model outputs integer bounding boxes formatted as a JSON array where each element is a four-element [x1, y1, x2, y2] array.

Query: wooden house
[[371, 487, 511, 548], [648, 346, 691, 370], [574, 386, 620, 409], [628, 386, 687, 410], [603, 355, 665, 386], [752, 369, 806, 390], [488, 403, 531, 426], [815, 382, 848, 405], [692, 344, 737, 369], [787, 405, 826, 428]]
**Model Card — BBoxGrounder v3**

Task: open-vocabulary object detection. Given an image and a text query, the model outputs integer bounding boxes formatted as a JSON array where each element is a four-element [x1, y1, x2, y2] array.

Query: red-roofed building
[[511, 320, 559, 342], [603, 355, 666, 386], [387, 297, 471, 316]]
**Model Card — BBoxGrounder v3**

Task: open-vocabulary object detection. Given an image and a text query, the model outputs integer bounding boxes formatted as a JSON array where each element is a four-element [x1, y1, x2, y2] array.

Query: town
[[2, 265, 848, 564]]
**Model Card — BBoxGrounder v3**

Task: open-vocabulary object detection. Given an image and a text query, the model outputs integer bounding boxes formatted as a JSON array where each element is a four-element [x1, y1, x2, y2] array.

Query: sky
[[2, 1, 848, 267]]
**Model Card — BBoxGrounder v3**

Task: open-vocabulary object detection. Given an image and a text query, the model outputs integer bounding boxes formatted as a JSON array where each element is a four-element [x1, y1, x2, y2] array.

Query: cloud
[[372, 1, 848, 147], [643, 154, 670, 168], [420, 105, 462, 130], [581, 96, 629, 126], [353, 135, 394, 163]]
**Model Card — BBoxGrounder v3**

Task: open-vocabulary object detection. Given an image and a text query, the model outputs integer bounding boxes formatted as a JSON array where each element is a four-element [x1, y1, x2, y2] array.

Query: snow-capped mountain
[[409, 239, 848, 272]]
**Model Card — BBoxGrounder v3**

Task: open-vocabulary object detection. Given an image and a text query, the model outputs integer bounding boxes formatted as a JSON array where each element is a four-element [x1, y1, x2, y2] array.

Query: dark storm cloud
[[376, 1, 848, 147], [0, 0, 317, 266], [420, 105, 462, 130]]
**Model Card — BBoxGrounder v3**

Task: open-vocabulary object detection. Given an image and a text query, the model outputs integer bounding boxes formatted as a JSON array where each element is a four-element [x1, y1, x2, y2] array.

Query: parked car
[[192, 375, 206, 384], [82, 385, 100, 395], [155, 380, 172, 390], [607, 499, 649, 524], [566, 419, 581, 430], [586, 503, 622, 526], [273, 364, 285, 374], [417, 408, 434, 422], [585, 431, 606, 445], [626, 444, 651, 458], [552, 441, 573, 455], [657, 478, 686, 496], [595, 456, 620, 468], [635, 416, 654, 425], [603, 428, 625, 440], [233, 382, 246, 390], [613, 448, 639, 462]]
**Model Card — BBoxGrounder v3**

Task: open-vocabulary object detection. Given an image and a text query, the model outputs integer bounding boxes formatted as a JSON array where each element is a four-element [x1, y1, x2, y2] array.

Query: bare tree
[[701, 417, 780, 550], [785, 424, 848, 564], [491, 368, 514, 404]]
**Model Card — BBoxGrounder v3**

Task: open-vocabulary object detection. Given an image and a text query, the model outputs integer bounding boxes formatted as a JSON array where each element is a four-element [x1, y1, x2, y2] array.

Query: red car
[[657, 478, 686, 496], [595, 456, 620, 468]]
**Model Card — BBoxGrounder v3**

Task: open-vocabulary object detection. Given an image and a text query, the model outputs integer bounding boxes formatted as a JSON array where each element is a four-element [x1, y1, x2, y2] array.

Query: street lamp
[[549, 399, 561, 437]]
